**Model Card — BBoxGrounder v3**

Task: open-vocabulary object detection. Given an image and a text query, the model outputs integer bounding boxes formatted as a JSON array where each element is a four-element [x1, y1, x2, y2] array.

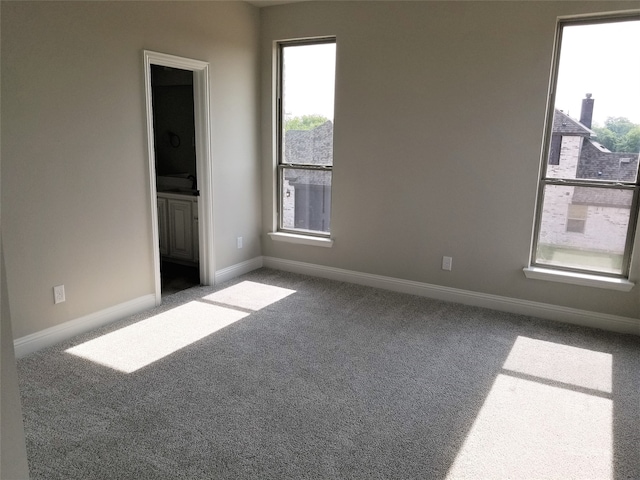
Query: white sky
[[281, 20, 640, 127], [554, 20, 640, 126], [282, 43, 336, 120]]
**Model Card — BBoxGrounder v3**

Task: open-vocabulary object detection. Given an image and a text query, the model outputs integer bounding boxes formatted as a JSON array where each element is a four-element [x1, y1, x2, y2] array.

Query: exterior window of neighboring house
[[531, 15, 640, 278], [277, 38, 336, 237], [566, 204, 587, 233], [548, 135, 562, 165]]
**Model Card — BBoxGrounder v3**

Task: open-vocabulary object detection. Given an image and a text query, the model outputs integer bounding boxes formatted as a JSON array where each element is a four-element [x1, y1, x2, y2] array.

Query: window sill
[[268, 232, 334, 248], [523, 267, 634, 292]]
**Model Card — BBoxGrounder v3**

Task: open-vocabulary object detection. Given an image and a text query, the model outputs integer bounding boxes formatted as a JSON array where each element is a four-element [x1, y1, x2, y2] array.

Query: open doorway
[[151, 65, 200, 297], [144, 51, 215, 305]]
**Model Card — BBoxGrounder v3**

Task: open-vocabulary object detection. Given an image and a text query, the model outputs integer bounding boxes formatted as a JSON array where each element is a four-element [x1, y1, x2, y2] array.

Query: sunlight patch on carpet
[[202, 281, 296, 311], [502, 336, 612, 393], [66, 301, 248, 373], [446, 336, 613, 479], [446, 375, 613, 479]]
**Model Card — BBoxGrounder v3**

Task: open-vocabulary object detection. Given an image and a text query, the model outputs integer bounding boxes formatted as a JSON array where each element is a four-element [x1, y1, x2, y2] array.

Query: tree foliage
[[593, 117, 640, 153], [284, 114, 329, 131], [620, 126, 640, 153]]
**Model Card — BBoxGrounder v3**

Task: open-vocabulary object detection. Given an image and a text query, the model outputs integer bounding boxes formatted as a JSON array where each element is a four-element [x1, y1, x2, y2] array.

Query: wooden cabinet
[[157, 193, 198, 264], [168, 199, 193, 261]]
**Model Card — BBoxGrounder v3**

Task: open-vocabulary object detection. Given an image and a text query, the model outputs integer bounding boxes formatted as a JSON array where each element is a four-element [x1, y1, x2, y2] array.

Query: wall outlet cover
[[54, 285, 66, 304]]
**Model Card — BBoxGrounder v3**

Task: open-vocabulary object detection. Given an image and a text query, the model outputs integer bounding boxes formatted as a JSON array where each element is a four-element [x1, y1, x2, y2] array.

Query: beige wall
[[2, 1, 261, 338], [1, 245, 30, 479], [261, 1, 640, 319], [2, 4, 30, 469]]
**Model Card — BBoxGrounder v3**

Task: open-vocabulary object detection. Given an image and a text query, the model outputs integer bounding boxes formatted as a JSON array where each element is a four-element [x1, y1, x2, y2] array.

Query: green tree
[[603, 117, 635, 136], [593, 117, 640, 153], [619, 126, 640, 154], [284, 114, 329, 131], [593, 127, 617, 151]]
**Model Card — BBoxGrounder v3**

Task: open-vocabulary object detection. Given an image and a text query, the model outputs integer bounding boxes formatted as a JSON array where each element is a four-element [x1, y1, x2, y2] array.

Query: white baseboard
[[215, 256, 263, 284], [262, 257, 640, 336], [13, 294, 156, 358]]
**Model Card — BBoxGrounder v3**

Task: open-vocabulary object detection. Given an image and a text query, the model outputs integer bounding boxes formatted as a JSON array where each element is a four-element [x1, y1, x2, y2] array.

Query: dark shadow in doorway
[[161, 261, 199, 297]]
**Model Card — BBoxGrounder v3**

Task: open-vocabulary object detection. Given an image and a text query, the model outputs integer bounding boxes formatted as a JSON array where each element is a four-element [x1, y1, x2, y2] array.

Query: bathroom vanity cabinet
[[157, 193, 199, 264]]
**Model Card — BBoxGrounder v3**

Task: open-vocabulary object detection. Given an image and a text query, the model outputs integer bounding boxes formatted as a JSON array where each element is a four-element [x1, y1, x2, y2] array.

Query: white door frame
[[143, 50, 215, 305]]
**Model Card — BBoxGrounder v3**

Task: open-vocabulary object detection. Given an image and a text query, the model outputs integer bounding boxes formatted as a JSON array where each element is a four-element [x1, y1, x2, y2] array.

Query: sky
[[554, 19, 640, 126], [282, 43, 336, 120]]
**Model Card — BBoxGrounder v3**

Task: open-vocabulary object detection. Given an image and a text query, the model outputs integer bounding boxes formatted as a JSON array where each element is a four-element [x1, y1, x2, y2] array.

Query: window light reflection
[[446, 336, 613, 479], [503, 336, 612, 393], [202, 281, 296, 311], [446, 374, 613, 479], [66, 281, 297, 373], [66, 301, 248, 373]]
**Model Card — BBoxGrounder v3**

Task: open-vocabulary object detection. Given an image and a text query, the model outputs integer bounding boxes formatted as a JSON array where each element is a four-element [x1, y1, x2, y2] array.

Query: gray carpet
[[17, 268, 640, 479]]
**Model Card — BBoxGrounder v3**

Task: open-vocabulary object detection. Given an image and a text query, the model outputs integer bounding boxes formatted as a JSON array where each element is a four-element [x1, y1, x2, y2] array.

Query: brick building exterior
[[537, 97, 639, 272], [282, 121, 333, 232]]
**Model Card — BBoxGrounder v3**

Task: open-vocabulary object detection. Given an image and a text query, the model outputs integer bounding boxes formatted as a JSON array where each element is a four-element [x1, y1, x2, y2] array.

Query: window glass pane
[[281, 167, 332, 234], [535, 184, 633, 275], [546, 20, 640, 182], [281, 43, 335, 166]]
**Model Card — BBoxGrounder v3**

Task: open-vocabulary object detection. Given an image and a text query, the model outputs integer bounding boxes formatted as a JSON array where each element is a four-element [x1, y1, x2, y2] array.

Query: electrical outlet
[[53, 285, 65, 304], [237, 237, 243, 249], [442, 256, 453, 271]]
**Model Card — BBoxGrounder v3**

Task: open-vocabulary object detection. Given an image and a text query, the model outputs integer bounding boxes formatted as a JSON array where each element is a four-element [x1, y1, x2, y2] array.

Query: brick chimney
[[580, 93, 594, 128]]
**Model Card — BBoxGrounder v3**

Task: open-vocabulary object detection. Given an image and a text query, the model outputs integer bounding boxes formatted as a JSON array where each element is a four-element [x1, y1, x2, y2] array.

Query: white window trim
[[268, 232, 334, 248], [523, 266, 634, 292]]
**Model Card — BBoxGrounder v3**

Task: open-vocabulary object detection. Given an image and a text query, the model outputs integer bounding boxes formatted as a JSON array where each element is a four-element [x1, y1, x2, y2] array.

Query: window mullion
[[542, 179, 637, 189]]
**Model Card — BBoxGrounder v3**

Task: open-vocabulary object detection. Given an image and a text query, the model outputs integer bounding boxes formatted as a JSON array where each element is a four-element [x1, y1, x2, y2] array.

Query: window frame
[[530, 13, 640, 281], [275, 37, 336, 239]]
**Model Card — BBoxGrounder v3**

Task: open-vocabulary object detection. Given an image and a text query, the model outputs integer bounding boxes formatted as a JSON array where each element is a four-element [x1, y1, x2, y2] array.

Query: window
[[548, 135, 562, 166], [566, 204, 587, 233], [277, 39, 336, 237], [531, 15, 640, 278]]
